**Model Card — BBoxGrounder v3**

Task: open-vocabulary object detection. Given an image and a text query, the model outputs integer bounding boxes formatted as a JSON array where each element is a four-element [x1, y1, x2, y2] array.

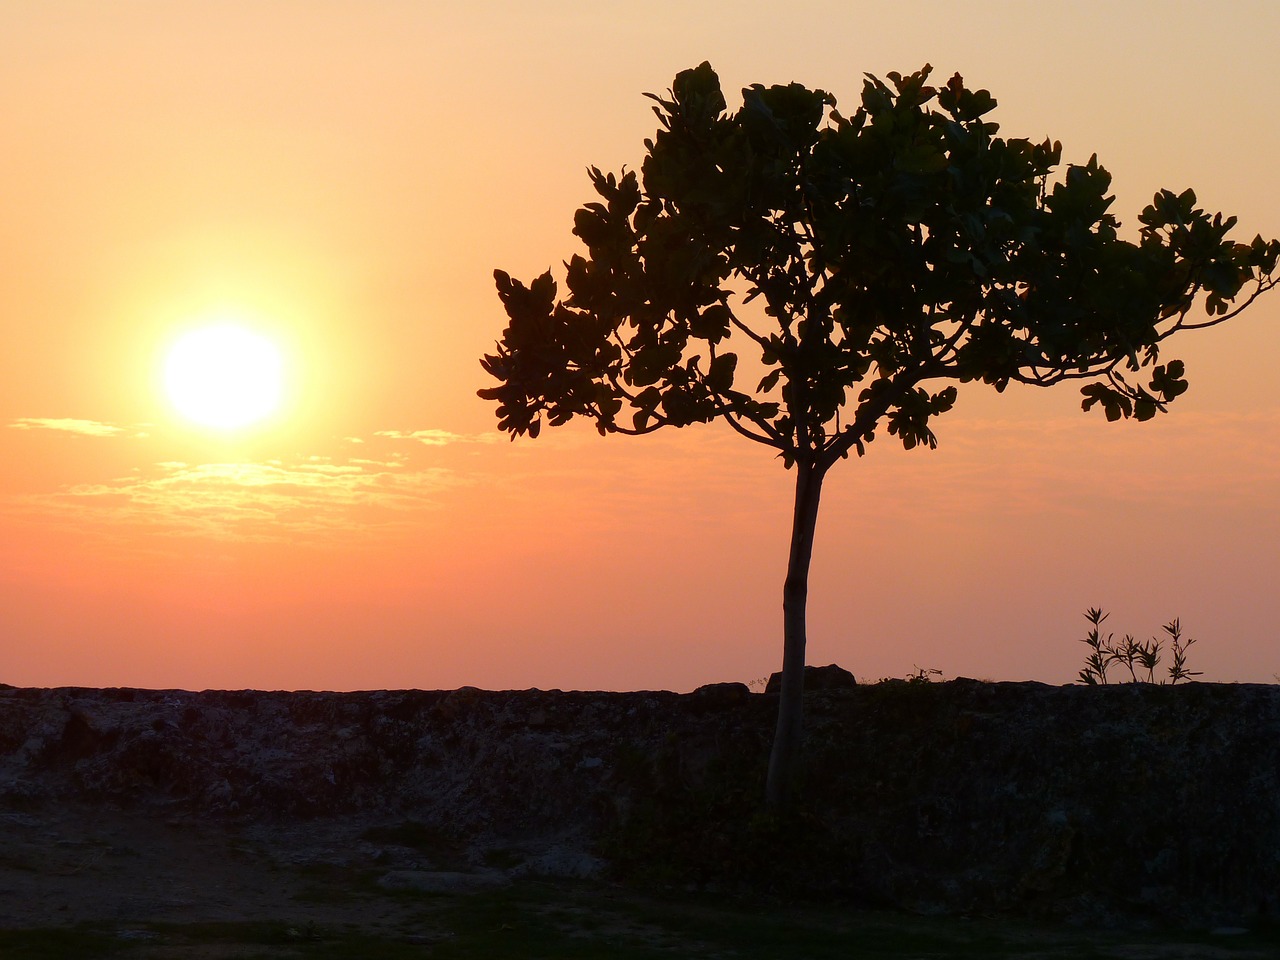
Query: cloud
[[10, 418, 146, 438], [373, 428, 500, 446], [25, 454, 463, 543], [4, 421, 513, 543]]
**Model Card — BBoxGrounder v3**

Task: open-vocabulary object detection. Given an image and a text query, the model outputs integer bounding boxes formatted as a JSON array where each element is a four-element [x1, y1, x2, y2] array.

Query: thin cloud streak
[[10, 418, 147, 438], [6, 424, 481, 542], [49, 456, 461, 541], [373, 429, 500, 446]]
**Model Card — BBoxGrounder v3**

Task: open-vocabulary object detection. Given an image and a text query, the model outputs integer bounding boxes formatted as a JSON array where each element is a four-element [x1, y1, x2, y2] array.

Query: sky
[[2, 1, 1278, 692]]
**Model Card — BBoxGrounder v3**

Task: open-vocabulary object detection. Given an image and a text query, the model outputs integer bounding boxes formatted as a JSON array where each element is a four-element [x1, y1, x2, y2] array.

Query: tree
[[479, 63, 1279, 809]]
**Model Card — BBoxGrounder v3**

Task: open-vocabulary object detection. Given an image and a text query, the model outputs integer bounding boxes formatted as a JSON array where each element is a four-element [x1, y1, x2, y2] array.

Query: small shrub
[[906, 666, 942, 685], [1077, 608, 1202, 685]]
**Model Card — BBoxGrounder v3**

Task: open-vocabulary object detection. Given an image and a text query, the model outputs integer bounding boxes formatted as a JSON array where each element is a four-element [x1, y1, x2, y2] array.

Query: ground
[[1, 803, 1277, 959]]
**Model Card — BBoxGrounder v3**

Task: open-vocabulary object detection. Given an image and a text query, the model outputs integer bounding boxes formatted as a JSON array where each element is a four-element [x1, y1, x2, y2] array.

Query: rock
[[431, 686, 485, 723], [764, 663, 856, 694], [511, 845, 604, 880], [687, 682, 752, 709], [376, 869, 510, 894]]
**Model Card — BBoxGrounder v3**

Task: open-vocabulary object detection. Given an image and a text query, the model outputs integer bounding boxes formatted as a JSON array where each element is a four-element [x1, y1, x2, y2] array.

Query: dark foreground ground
[[4, 680, 1280, 955], [3, 802, 1279, 959]]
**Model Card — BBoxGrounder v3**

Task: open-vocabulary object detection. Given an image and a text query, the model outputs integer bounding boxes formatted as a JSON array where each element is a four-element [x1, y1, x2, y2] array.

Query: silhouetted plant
[[1164, 618, 1202, 684], [906, 666, 943, 684], [481, 62, 1278, 809], [1077, 608, 1201, 684], [1078, 608, 1114, 684]]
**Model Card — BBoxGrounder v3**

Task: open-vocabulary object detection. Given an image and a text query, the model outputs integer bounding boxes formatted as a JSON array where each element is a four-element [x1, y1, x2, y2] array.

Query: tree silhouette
[[480, 63, 1279, 808]]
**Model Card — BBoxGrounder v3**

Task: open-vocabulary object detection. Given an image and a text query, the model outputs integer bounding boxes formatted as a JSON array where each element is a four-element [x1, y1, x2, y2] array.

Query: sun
[[164, 323, 284, 430]]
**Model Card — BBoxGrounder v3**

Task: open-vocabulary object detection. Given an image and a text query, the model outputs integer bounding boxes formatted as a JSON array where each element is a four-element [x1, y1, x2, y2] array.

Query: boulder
[[687, 681, 752, 710], [764, 663, 857, 694]]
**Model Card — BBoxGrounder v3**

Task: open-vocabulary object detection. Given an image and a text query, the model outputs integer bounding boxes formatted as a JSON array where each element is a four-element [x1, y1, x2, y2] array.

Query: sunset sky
[[3, 2, 1278, 692]]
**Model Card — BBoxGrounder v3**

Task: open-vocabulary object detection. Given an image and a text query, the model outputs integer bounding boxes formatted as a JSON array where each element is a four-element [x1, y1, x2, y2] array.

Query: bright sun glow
[[164, 323, 284, 430]]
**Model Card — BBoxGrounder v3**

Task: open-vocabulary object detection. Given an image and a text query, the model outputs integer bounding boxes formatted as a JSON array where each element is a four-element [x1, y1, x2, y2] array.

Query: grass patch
[[5, 884, 1280, 958], [360, 820, 457, 854], [0, 925, 127, 959], [417, 883, 1280, 960], [359, 819, 468, 869]]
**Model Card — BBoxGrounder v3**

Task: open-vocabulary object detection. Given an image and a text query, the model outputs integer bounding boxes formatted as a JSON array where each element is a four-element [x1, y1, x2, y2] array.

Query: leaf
[[669, 61, 726, 128], [1080, 383, 1108, 414], [757, 368, 782, 393], [573, 206, 610, 247], [1133, 396, 1157, 421], [706, 353, 738, 394], [1080, 383, 1131, 422], [529, 272, 557, 312], [691, 303, 733, 343], [1149, 361, 1188, 401], [896, 142, 950, 175], [930, 385, 958, 414]]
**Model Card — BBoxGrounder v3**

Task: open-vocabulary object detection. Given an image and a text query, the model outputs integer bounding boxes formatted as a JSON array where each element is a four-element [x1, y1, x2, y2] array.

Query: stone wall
[[1, 678, 1276, 926]]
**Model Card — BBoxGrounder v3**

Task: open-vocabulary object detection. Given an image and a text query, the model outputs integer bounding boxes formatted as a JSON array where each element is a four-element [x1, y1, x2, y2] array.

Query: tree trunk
[[765, 458, 826, 810]]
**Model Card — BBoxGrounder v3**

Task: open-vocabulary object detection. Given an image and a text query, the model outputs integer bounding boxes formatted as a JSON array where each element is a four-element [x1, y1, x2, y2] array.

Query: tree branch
[[1173, 276, 1279, 330], [820, 372, 921, 469], [719, 406, 788, 449]]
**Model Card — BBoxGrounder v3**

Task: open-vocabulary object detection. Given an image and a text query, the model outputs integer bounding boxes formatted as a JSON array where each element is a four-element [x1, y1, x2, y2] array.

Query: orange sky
[[2, 2, 1278, 691]]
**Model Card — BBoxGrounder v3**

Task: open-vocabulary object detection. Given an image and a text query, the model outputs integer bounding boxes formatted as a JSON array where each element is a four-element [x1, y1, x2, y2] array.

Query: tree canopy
[[482, 63, 1278, 467], [480, 62, 1278, 807]]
